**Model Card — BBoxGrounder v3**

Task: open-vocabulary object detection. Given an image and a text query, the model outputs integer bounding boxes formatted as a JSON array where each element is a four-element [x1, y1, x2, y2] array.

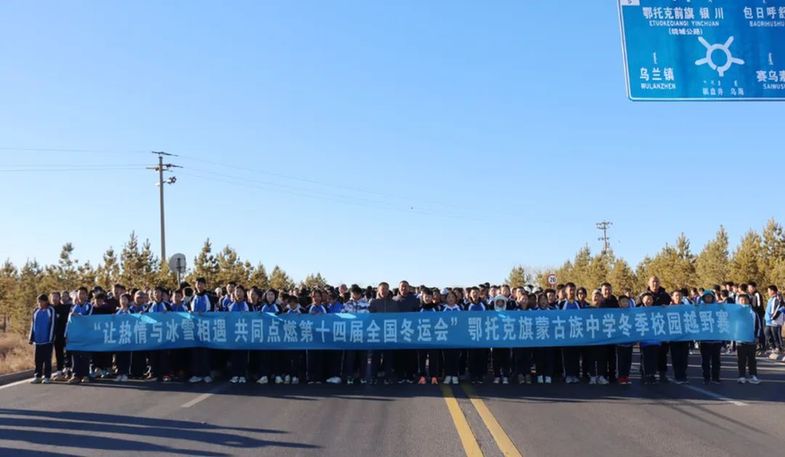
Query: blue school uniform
[[191, 293, 213, 313], [68, 302, 93, 378], [30, 306, 56, 379]]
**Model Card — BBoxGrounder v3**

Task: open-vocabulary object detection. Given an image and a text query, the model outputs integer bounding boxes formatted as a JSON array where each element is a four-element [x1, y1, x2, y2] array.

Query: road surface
[[1, 353, 784, 457]]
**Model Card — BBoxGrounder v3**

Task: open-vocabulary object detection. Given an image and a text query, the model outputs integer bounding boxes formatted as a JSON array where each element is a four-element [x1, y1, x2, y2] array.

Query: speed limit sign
[[547, 274, 557, 286]]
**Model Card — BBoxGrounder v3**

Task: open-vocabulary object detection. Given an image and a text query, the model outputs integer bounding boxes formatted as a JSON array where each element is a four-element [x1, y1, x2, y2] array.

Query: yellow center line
[[440, 384, 484, 457], [461, 384, 524, 457]]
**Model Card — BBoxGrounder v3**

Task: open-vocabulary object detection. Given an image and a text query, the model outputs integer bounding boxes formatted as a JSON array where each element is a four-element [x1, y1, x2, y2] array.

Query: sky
[[1, 0, 783, 287]]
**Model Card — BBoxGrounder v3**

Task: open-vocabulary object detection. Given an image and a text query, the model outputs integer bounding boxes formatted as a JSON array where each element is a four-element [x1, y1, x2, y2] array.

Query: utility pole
[[596, 220, 612, 255], [147, 151, 181, 265]]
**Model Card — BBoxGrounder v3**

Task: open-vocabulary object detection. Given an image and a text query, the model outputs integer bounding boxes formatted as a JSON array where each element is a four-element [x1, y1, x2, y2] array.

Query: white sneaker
[[502, 377, 509, 385], [537, 375, 544, 384], [257, 376, 269, 385], [275, 376, 283, 384], [443, 376, 452, 385], [737, 376, 747, 384], [748, 375, 760, 384], [189, 376, 203, 383], [284, 375, 291, 384], [451, 376, 459, 385], [292, 377, 300, 385], [230, 376, 239, 384], [239, 377, 247, 384], [567, 376, 579, 384], [589, 376, 597, 385], [493, 377, 501, 384], [517, 374, 525, 384], [525, 375, 532, 385], [597, 376, 609, 385], [769, 353, 779, 360], [347, 378, 354, 385], [204, 376, 213, 384], [30, 377, 42, 384], [544, 376, 552, 384], [326, 376, 342, 384], [42, 378, 51, 384], [52, 371, 63, 381]]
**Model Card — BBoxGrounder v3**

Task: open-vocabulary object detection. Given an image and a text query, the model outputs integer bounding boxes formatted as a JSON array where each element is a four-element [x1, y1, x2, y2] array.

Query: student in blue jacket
[[699, 289, 722, 384], [442, 291, 463, 385], [114, 293, 133, 382], [466, 287, 487, 384], [227, 285, 250, 384], [29, 294, 56, 384], [147, 286, 172, 382], [68, 287, 93, 384], [188, 277, 215, 384], [616, 295, 634, 385], [256, 289, 283, 385], [639, 292, 660, 384], [129, 290, 149, 379]]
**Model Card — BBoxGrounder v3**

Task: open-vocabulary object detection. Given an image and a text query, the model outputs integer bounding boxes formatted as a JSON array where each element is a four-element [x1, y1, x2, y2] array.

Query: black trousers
[[737, 343, 757, 377], [590, 345, 609, 377], [468, 349, 488, 380], [670, 342, 690, 381], [657, 342, 670, 376], [617, 345, 633, 378], [307, 350, 325, 382], [190, 348, 211, 378], [371, 350, 395, 381], [534, 348, 554, 378], [34, 343, 53, 379], [443, 350, 460, 377], [418, 349, 441, 378], [230, 350, 248, 378], [149, 350, 170, 380], [285, 351, 306, 379], [513, 348, 532, 377], [115, 351, 131, 376], [343, 350, 369, 380], [130, 351, 147, 377], [54, 335, 68, 371], [72, 351, 90, 378], [562, 347, 581, 378], [700, 342, 721, 381], [641, 345, 659, 377], [492, 348, 511, 377]]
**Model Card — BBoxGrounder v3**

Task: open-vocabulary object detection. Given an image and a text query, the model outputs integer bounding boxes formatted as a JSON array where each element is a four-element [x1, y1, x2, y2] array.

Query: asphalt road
[[1, 353, 784, 457]]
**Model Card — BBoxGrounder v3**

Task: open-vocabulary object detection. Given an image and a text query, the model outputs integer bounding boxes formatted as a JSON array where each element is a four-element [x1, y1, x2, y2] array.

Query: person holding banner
[[67, 287, 93, 384], [441, 290, 462, 385], [669, 290, 690, 385], [698, 289, 722, 384], [342, 284, 370, 384], [147, 287, 171, 382], [189, 277, 215, 384], [227, 286, 250, 384], [114, 293, 133, 383], [560, 283, 583, 385]]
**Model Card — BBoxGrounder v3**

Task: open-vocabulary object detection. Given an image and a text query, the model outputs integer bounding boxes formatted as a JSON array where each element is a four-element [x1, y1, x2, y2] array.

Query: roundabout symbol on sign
[[694, 36, 745, 77]]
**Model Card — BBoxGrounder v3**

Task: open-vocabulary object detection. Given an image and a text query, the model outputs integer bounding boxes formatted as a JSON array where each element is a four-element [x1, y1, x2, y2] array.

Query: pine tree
[[608, 258, 636, 293], [249, 263, 269, 289], [190, 238, 219, 287], [760, 219, 785, 285], [215, 246, 250, 286], [507, 265, 527, 288], [729, 230, 763, 285], [695, 226, 730, 287], [56, 242, 80, 290], [300, 273, 328, 289], [269, 265, 294, 291], [0, 260, 19, 332], [95, 247, 121, 289]]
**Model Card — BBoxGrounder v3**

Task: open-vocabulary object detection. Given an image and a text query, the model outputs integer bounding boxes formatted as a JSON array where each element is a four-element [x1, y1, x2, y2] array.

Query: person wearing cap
[[698, 289, 722, 384]]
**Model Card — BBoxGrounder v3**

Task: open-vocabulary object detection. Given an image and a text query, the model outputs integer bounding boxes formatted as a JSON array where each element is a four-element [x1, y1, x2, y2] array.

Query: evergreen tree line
[[4, 220, 785, 334], [508, 219, 785, 295], [0, 232, 321, 334]]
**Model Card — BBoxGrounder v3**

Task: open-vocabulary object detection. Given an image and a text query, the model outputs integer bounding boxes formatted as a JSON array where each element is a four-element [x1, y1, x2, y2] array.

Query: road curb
[[0, 370, 34, 386]]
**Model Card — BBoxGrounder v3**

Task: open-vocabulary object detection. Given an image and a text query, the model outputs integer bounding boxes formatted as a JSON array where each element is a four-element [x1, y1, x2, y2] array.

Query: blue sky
[[1, 0, 783, 286]]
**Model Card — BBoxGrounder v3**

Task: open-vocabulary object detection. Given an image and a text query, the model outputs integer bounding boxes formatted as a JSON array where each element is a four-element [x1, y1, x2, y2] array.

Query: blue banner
[[619, 0, 785, 100], [65, 304, 754, 352]]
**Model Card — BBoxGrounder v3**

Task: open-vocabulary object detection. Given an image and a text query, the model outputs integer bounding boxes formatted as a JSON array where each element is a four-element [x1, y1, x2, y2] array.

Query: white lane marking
[[681, 384, 748, 406], [0, 379, 33, 391], [181, 392, 214, 408]]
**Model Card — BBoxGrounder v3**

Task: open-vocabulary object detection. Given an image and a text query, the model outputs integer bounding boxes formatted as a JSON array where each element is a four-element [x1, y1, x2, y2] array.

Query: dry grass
[[0, 333, 34, 374]]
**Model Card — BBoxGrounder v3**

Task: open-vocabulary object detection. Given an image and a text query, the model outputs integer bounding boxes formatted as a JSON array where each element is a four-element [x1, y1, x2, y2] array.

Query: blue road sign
[[618, 0, 785, 100]]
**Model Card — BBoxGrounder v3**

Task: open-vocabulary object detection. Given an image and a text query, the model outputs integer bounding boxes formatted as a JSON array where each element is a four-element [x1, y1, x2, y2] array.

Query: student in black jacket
[[51, 291, 71, 381]]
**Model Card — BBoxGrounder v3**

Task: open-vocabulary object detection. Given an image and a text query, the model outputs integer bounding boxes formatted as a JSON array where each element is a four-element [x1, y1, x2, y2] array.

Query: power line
[[146, 151, 181, 264]]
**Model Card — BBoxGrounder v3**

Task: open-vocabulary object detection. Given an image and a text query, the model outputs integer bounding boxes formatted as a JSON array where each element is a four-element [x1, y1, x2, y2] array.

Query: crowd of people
[[27, 276, 781, 388]]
